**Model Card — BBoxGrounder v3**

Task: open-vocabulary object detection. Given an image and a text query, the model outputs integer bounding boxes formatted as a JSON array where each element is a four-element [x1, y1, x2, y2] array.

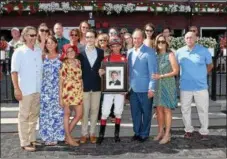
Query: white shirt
[[131, 44, 143, 66], [11, 45, 42, 96], [85, 46, 97, 68]]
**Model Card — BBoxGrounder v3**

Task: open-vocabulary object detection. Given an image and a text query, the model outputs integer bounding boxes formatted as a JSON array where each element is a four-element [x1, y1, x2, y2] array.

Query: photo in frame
[[101, 62, 128, 93]]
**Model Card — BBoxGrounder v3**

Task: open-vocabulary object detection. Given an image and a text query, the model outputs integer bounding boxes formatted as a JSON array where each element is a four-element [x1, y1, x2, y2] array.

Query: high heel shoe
[[65, 137, 79, 147], [153, 133, 164, 141], [159, 135, 171, 144]]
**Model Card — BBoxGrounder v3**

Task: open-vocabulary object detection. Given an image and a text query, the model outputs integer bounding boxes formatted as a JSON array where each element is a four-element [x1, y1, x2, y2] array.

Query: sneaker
[[184, 132, 193, 139]]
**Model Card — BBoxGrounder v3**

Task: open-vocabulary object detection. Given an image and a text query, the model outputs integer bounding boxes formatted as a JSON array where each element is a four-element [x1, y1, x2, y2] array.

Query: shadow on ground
[[36, 130, 226, 156], [1, 130, 226, 157]]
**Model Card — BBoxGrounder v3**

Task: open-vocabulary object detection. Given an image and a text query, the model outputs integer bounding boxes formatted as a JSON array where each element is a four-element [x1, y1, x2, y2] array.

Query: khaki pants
[[81, 91, 101, 136], [18, 93, 40, 147], [180, 90, 209, 135]]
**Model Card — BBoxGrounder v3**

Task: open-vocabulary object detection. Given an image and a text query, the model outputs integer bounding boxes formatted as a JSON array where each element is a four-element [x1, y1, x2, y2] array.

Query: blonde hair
[[20, 26, 37, 43], [95, 33, 109, 48]]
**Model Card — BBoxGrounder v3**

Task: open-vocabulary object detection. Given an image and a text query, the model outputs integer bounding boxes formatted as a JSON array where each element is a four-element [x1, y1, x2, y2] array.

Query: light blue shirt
[[11, 45, 43, 96], [131, 45, 143, 66], [85, 46, 97, 68], [176, 44, 212, 91]]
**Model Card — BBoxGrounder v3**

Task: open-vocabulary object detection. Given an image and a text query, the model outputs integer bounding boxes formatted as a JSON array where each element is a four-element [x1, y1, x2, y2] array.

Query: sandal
[[45, 142, 57, 146], [21, 145, 36, 152]]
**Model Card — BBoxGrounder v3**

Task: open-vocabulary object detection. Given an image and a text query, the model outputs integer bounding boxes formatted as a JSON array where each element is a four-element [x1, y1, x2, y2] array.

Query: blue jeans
[[130, 89, 153, 138]]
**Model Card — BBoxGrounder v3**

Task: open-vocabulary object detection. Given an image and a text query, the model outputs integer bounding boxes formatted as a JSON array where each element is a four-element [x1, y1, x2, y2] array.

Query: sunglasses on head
[[110, 32, 117, 35], [28, 34, 37, 37], [145, 29, 154, 33], [40, 29, 49, 33], [70, 34, 78, 37], [157, 40, 166, 44]]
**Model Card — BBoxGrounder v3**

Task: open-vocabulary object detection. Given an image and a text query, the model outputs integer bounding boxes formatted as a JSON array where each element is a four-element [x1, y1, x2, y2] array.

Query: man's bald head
[[185, 31, 197, 48]]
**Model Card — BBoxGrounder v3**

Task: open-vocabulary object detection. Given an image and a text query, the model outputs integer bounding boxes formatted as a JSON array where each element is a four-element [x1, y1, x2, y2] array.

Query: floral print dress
[[39, 55, 65, 144], [60, 59, 83, 107]]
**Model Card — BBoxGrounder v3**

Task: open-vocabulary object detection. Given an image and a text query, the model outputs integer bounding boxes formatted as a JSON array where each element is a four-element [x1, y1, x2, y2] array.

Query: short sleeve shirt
[[11, 45, 43, 96], [176, 44, 212, 91]]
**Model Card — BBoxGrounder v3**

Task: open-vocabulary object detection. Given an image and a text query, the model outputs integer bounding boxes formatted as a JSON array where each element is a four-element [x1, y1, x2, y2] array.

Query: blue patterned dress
[[39, 55, 65, 143]]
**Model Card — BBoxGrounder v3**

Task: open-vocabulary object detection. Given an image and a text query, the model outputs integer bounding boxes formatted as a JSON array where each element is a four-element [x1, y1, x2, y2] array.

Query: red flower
[[70, 97, 74, 101], [62, 71, 66, 77], [63, 95, 68, 99]]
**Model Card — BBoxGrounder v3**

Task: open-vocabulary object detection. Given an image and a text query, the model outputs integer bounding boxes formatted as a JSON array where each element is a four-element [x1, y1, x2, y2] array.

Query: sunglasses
[[145, 29, 154, 33], [190, 30, 196, 32], [157, 40, 166, 44], [120, 32, 126, 35], [40, 29, 49, 33], [27, 34, 37, 37], [70, 34, 78, 37], [99, 39, 107, 42]]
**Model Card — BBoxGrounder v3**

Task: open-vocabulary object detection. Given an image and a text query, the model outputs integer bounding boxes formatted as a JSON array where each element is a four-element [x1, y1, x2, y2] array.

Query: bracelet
[[160, 74, 164, 79]]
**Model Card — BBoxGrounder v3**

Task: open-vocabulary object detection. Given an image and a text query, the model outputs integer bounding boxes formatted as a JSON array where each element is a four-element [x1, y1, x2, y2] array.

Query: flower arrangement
[[198, 37, 217, 48], [169, 37, 186, 50], [0, 1, 226, 15], [104, 3, 136, 15], [0, 40, 8, 50], [170, 37, 217, 50]]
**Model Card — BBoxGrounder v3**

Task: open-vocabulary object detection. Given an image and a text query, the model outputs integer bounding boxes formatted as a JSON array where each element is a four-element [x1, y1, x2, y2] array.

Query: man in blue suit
[[128, 29, 157, 142]]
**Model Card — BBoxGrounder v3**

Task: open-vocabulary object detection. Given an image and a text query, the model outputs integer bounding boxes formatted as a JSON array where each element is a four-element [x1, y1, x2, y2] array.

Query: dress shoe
[[80, 136, 88, 144], [139, 137, 148, 143], [184, 132, 193, 139], [90, 136, 97, 144], [131, 134, 140, 141]]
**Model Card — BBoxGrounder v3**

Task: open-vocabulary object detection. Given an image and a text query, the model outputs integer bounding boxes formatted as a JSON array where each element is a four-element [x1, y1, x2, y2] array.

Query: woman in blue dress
[[39, 35, 65, 145]]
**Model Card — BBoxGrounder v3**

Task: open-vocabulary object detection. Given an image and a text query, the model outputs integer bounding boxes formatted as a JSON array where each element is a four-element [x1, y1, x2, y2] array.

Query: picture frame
[[101, 62, 128, 93]]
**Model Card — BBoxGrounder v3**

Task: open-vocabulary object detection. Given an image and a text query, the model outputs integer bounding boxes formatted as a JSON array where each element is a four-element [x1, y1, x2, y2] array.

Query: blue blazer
[[128, 44, 157, 92], [79, 47, 104, 92]]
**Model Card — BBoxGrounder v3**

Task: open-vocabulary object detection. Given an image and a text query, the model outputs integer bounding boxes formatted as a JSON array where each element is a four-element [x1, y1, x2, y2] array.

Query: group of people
[[9, 21, 213, 152]]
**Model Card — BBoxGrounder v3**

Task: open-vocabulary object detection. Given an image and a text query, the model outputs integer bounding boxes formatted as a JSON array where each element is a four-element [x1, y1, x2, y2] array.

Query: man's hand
[[152, 74, 161, 80], [98, 69, 105, 77], [14, 88, 22, 101], [148, 90, 155, 98]]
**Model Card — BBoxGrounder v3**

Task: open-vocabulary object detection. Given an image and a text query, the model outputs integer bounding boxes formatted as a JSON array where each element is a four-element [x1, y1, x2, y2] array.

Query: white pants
[[102, 94, 125, 119], [180, 89, 209, 135]]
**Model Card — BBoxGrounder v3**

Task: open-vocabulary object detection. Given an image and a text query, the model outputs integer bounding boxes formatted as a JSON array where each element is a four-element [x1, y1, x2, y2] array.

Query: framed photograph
[[101, 62, 128, 93]]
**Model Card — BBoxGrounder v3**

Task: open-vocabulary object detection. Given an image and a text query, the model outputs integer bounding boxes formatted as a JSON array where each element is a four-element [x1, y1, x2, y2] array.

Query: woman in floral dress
[[39, 36, 65, 146], [59, 45, 83, 146]]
